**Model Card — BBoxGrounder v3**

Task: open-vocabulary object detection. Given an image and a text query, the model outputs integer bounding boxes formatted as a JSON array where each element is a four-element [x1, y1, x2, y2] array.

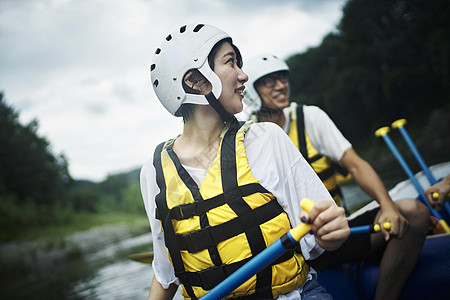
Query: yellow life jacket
[[286, 103, 347, 207], [153, 121, 309, 299]]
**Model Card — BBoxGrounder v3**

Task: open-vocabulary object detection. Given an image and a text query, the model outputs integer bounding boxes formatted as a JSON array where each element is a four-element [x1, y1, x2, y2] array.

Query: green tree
[[0, 92, 72, 206], [287, 0, 450, 143]]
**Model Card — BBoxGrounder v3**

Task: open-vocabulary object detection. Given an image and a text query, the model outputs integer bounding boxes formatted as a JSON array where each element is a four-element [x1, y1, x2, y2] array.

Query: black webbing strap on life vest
[[153, 142, 197, 299], [295, 104, 308, 159], [155, 183, 269, 221], [295, 104, 324, 163], [328, 186, 342, 199], [307, 152, 324, 164], [177, 248, 295, 292], [220, 124, 273, 299], [176, 199, 284, 252], [165, 146, 224, 269], [295, 105, 344, 199], [332, 161, 350, 177], [153, 123, 286, 298], [315, 167, 335, 182]]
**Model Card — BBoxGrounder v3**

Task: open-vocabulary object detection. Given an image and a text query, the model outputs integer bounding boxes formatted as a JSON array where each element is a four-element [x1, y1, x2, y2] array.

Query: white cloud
[[0, 0, 346, 181]]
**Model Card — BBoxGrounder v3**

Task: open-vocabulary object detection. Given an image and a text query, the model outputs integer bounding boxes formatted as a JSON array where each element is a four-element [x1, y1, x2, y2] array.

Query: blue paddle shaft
[[380, 134, 443, 220], [397, 127, 436, 184], [200, 232, 297, 300], [397, 126, 450, 214], [350, 225, 371, 235]]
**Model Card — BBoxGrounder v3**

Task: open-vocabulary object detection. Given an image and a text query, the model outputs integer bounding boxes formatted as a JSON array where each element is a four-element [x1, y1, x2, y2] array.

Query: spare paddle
[[127, 252, 154, 264], [375, 127, 450, 233], [391, 119, 450, 215]]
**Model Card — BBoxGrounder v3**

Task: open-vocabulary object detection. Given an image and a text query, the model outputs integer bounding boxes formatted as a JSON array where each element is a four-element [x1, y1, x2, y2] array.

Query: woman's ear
[[184, 70, 202, 93], [183, 70, 211, 94]]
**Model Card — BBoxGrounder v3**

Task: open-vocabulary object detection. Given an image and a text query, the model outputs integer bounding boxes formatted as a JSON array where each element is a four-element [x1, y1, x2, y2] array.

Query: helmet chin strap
[[205, 92, 237, 124]]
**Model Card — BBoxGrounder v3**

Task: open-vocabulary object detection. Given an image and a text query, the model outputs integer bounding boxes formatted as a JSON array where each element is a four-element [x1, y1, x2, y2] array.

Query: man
[[425, 174, 450, 211], [239, 53, 430, 300]]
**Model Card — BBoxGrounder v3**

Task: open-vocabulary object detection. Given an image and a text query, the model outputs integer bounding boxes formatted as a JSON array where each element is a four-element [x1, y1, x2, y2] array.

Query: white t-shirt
[[283, 104, 352, 162], [140, 122, 333, 297]]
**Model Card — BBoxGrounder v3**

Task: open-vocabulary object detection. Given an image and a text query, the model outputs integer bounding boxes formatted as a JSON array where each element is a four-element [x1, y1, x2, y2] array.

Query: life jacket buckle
[[174, 201, 200, 220], [184, 225, 215, 253], [185, 233, 198, 252], [197, 265, 228, 290]]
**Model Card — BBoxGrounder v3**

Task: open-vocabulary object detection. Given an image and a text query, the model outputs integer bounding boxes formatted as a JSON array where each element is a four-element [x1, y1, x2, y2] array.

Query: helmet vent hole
[[155, 48, 161, 54], [262, 57, 268, 60], [193, 24, 204, 32], [177, 96, 181, 100], [153, 79, 159, 87], [150, 64, 156, 71], [173, 77, 177, 81], [180, 25, 186, 33], [166, 34, 172, 41]]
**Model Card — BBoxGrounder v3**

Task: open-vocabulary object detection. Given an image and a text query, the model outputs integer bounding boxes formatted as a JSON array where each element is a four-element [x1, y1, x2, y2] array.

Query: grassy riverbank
[[12, 212, 149, 242], [0, 214, 151, 279]]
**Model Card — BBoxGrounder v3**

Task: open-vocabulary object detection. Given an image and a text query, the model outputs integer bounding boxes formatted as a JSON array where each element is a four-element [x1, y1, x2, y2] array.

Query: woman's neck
[[173, 106, 224, 169]]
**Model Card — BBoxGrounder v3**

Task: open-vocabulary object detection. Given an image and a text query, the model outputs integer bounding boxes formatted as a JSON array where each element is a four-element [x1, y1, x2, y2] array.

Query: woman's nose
[[239, 69, 248, 83]]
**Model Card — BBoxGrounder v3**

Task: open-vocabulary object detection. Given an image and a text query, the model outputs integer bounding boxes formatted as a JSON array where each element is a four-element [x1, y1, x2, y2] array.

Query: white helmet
[[150, 24, 236, 121], [242, 53, 289, 113]]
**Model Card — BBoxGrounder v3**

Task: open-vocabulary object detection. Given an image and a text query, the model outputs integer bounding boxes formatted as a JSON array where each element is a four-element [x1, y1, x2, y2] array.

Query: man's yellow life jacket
[[153, 121, 309, 299], [287, 103, 349, 207]]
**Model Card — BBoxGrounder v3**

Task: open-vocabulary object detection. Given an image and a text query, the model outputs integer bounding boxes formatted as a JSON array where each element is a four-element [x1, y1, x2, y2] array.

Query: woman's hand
[[300, 200, 350, 251]]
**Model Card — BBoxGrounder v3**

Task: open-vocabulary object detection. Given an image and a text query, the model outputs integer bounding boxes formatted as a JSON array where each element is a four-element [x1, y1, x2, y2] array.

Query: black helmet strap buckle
[[205, 92, 236, 124]]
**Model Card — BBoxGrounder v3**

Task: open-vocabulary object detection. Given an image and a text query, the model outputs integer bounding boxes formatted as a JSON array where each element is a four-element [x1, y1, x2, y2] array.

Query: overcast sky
[[0, 0, 347, 182]]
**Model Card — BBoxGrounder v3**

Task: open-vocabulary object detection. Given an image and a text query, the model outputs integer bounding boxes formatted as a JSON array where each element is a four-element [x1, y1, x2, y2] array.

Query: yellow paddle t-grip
[[373, 224, 381, 232], [391, 119, 407, 129], [425, 192, 449, 231], [375, 126, 390, 137], [373, 222, 390, 233], [289, 198, 314, 241], [432, 192, 450, 201]]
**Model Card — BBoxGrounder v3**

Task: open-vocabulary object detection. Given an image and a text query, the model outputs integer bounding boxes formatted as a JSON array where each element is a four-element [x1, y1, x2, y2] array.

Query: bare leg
[[372, 198, 429, 300]]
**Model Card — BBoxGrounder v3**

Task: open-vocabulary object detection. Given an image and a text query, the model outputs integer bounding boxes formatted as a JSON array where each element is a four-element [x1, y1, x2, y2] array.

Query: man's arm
[[340, 148, 409, 240]]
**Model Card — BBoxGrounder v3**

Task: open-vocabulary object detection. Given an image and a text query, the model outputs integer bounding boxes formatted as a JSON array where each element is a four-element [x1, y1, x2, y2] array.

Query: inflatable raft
[[317, 162, 450, 300]]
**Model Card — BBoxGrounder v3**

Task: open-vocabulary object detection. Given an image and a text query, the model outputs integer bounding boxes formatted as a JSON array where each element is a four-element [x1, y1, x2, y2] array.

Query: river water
[[1, 162, 448, 300]]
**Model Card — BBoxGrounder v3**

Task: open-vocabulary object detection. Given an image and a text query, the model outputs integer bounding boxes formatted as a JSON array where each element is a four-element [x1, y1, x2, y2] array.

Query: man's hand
[[424, 174, 450, 211], [376, 201, 409, 241]]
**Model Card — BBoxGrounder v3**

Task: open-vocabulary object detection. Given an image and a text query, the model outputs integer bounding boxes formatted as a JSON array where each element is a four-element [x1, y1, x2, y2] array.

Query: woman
[[141, 24, 349, 300]]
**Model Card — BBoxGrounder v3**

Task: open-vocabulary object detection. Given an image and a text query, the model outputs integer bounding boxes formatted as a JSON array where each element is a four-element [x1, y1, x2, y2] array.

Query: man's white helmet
[[242, 53, 289, 114], [150, 24, 231, 117]]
